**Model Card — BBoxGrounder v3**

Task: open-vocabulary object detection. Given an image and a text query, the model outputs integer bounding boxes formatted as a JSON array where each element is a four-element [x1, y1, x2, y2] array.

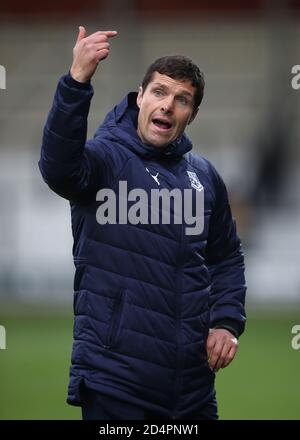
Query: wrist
[[213, 324, 239, 339], [70, 67, 90, 84], [64, 72, 93, 93], [212, 319, 241, 339]]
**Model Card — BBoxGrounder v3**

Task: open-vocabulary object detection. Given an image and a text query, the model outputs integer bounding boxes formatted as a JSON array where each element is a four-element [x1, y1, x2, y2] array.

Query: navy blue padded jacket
[[39, 73, 246, 418]]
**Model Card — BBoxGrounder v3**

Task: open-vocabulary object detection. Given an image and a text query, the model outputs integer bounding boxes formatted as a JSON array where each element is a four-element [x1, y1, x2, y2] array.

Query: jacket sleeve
[[206, 166, 247, 338], [39, 72, 110, 201]]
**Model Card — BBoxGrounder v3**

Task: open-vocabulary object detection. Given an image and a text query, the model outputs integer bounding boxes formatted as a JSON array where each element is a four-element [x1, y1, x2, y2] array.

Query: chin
[[149, 136, 172, 148]]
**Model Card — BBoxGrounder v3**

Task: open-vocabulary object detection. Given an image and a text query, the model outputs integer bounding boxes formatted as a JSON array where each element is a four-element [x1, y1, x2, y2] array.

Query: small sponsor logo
[[146, 167, 160, 185]]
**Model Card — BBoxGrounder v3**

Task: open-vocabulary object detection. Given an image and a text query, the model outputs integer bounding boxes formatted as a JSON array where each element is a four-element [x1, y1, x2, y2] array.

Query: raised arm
[[39, 27, 118, 201]]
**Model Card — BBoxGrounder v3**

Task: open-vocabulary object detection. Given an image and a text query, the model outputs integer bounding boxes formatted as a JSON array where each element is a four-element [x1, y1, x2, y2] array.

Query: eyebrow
[[151, 82, 194, 99]]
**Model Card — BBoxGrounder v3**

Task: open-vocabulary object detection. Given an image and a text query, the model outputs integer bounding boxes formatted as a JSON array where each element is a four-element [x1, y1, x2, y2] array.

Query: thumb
[[76, 26, 86, 43]]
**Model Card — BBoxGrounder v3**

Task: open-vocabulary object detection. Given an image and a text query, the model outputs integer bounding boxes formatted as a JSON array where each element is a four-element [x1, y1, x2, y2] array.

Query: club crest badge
[[187, 171, 203, 192]]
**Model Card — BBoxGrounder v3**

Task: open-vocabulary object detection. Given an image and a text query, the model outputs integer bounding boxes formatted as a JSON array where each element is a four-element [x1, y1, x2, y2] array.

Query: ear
[[136, 86, 143, 109], [188, 107, 199, 125]]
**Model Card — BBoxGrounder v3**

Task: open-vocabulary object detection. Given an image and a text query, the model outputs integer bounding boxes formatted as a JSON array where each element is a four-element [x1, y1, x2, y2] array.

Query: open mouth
[[152, 118, 172, 130]]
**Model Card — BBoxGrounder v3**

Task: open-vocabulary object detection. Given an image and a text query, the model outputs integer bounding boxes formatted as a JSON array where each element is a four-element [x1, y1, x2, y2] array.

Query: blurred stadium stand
[[0, 0, 300, 306]]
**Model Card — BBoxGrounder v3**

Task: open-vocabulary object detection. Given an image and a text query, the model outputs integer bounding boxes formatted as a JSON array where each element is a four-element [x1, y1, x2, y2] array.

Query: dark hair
[[141, 55, 205, 110]]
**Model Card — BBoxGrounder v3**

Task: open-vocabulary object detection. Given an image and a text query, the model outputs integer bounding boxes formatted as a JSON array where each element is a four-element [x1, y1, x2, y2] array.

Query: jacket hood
[[94, 92, 193, 160]]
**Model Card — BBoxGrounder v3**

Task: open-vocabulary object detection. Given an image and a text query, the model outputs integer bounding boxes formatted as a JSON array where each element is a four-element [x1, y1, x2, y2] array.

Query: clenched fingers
[[206, 328, 238, 373], [76, 30, 117, 49]]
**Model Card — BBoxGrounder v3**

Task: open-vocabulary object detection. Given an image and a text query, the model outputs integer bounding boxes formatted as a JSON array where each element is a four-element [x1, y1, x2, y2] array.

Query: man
[[39, 26, 246, 420]]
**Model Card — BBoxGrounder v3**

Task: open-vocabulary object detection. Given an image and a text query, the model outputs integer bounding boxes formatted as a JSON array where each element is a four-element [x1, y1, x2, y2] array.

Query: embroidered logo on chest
[[146, 167, 160, 186], [187, 171, 203, 192]]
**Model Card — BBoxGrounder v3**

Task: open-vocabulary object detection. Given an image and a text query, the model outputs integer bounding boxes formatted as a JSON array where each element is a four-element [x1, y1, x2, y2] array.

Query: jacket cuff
[[212, 320, 240, 339], [64, 71, 92, 90], [53, 72, 94, 118]]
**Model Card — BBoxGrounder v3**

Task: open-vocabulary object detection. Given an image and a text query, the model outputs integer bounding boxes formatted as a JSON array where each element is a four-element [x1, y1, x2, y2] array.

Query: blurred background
[[0, 0, 300, 420]]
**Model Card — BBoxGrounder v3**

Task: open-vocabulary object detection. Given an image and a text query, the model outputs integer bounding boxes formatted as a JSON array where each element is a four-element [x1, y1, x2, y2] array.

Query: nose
[[161, 96, 174, 114]]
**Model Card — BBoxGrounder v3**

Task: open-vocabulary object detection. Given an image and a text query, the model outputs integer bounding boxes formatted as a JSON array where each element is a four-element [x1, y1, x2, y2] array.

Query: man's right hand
[[70, 26, 118, 83]]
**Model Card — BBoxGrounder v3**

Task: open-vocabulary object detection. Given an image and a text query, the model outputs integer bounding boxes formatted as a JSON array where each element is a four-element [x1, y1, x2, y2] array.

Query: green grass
[[0, 309, 299, 419], [216, 311, 300, 419], [0, 313, 81, 420]]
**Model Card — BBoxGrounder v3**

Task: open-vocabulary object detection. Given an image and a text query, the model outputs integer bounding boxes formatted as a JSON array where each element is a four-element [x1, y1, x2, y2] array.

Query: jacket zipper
[[172, 210, 187, 419]]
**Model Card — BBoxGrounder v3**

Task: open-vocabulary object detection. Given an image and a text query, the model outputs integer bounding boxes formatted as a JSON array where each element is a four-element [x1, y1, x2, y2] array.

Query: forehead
[[147, 72, 196, 96]]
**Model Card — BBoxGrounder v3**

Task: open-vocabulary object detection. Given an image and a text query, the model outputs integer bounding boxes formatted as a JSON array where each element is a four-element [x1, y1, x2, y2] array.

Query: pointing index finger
[[99, 30, 118, 38]]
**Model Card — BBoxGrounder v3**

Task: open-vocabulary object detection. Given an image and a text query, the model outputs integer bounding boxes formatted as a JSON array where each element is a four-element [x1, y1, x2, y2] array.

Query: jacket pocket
[[104, 289, 126, 349], [199, 309, 210, 341]]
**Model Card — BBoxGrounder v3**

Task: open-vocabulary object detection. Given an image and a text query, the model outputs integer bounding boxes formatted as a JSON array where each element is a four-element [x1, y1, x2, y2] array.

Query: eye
[[177, 95, 188, 105], [153, 89, 164, 97]]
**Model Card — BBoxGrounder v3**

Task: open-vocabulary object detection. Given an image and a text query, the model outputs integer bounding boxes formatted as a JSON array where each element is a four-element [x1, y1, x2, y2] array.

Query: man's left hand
[[206, 328, 238, 373]]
